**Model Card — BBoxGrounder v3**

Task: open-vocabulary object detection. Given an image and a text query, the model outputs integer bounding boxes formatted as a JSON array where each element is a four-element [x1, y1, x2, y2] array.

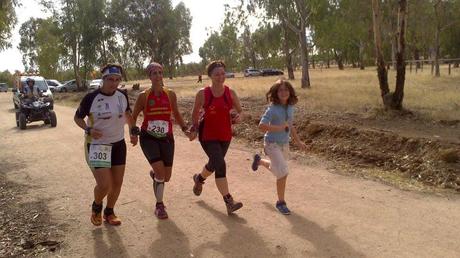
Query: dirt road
[[1, 93, 459, 258]]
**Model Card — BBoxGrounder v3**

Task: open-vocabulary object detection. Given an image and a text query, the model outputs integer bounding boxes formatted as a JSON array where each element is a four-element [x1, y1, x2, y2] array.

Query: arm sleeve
[[75, 93, 93, 119], [260, 106, 273, 125]]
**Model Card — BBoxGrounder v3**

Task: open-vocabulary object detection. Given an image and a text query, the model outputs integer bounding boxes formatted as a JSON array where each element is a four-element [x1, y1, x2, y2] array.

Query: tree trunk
[[414, 48, 421, 69], [72, 41, 82, 90], [334, 50, 344, 70], [372, 0, 390, 103], [393, 0, 407, 110], [359, 41, 365, 70], [282, 22, 295, 80], [434, 1, 441, 77], [299, 19, 310, 88]]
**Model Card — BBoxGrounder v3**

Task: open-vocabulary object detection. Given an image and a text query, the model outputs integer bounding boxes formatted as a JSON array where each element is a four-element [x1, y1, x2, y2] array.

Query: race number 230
[[89, 144, 112, 168]]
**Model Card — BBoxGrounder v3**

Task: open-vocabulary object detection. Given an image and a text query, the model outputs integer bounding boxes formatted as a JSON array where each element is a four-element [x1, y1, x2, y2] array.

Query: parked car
[[225, 72, 235, 78], [88, 79, 103, 92], [0, 82, 8, 92], [12, 75, 54, 110], [56, 79, 78, 92], [244, 68, 262, 77], [46, 79, 63, 92], [261, 69, 284, 76]]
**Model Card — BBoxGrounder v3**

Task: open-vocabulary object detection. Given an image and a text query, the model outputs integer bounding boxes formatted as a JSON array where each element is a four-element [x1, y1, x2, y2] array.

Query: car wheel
[[19, 113, 27, 130], [49, 111, 57, 127]]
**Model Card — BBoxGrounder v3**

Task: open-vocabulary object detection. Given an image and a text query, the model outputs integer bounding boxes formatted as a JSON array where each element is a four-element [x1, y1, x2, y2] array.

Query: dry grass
[[167, 65, 460, 121], [55, 65, 460, 121]]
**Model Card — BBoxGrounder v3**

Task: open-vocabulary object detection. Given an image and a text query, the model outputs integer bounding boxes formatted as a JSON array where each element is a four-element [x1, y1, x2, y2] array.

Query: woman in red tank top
[[190, 60, 244, 214], [131, 62, 190, 219]]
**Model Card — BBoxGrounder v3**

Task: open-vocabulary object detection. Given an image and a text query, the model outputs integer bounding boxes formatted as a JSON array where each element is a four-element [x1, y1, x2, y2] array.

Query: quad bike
[[15, 95, 57, 130]]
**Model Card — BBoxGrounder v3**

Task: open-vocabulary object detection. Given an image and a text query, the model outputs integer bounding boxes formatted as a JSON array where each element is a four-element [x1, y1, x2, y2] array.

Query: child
[[252, 79, 307, 215]]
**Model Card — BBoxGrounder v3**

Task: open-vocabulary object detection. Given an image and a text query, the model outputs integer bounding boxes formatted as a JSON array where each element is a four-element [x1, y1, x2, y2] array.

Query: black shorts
[[86, 139, 127, 170], [139, 130, 175, 167]]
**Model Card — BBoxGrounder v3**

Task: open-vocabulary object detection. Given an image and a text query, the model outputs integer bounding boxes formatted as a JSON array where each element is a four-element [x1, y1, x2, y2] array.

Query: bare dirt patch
[[0, 160, 66, 257]]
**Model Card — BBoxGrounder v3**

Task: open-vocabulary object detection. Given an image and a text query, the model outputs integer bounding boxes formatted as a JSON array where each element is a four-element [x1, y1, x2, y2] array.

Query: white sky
[[0, 0, 237, 72]]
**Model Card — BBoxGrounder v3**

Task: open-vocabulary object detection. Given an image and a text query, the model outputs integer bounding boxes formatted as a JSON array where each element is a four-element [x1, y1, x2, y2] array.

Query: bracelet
[[130, 126, 140, 136], [85, 127, 92, 135]]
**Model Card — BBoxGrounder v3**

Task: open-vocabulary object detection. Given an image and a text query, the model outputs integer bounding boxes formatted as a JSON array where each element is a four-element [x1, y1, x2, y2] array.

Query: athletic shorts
[[85, 139, 127, 170], [264, 142, 289, 179], [139, 130, 175, 167]]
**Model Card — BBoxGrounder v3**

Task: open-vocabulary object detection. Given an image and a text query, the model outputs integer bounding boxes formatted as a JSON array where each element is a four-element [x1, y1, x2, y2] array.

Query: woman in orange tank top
[[131, 62, 190, 219], [190, 60, 244, 215]]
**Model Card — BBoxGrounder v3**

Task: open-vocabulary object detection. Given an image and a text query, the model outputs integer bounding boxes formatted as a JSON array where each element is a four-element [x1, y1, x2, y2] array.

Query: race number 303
[[89, 144, 112, 168]]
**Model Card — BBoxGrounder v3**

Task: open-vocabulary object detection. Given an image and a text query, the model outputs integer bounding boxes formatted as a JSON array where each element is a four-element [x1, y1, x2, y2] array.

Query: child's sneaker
[[276, 201, 291, 215], [251, 154, 261, 171], [155, 202, 168, 219]]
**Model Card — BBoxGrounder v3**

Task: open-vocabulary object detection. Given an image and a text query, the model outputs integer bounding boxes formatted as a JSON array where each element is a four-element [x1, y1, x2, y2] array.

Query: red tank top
[[201, 86, 233, 141], [141, 88, 173, 138]]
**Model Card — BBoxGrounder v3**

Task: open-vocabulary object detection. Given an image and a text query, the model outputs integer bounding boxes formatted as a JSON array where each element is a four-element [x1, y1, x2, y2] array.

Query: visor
[[102, 66, 122, 78]]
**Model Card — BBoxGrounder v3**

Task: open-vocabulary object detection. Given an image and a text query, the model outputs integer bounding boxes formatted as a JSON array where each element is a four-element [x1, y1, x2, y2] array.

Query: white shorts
[[264, 142, 289, 179]]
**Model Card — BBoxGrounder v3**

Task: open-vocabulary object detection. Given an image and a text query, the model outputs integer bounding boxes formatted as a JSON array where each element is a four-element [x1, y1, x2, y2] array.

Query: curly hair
[[266, 79, 298, 105], [206, 60, 226, 76]]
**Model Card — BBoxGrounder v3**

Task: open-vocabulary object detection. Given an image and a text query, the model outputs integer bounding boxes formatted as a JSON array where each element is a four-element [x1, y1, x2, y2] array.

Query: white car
[[46, 79, 63, 92], [244, 68, 261, 77], [88, 79, 103, 92]]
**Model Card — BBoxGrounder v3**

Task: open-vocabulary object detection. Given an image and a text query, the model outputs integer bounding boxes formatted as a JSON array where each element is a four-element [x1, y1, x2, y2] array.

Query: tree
[[111, 0, 192, 77], [199, 23, 240, 71], [372, 0, 407, 110], [431, 0, 460, 77], [0, 0, 18, 50], [59, 0, 84, 88], [251, 0, 328, 88], [35, 19, 62, 78], [18, 18, 42, 71]]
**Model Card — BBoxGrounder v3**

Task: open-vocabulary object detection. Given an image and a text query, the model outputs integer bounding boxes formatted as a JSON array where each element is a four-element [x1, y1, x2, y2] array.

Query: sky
[[0, 0, 233, 72]]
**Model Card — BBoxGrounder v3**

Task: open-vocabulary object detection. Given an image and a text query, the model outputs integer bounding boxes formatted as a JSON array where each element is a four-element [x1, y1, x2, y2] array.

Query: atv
[[15, 95, 57, 130]]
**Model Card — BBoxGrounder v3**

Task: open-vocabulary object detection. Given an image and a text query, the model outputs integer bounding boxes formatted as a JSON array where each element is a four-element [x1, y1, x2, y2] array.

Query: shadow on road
[[263, 202, 365, 257], [148, 219, 192, 257], [193, 200, 274, 257], [92, 225, 128, 258]]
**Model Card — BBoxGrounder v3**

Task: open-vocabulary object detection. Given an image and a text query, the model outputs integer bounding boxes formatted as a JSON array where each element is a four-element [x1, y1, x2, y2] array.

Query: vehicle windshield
[[21, 80, 48, 91], [91, 79, 102, 84]]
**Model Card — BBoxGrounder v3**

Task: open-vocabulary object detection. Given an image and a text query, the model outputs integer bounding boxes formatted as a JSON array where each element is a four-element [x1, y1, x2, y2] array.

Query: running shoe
[[103, 214, 122, 225], [155, 202, 168, 219], [91, 202, 103, 226], [193, 174, 204, 196], [275, 201, 291, 215], [224, 194, 243, 214], [251, 154, 261, 171], [91, 211, 102, 226]]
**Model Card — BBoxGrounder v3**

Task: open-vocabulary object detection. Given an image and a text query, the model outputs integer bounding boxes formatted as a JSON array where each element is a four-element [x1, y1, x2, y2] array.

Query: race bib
[[147, 120, 169, 137], [89, 144, 112, 168]]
